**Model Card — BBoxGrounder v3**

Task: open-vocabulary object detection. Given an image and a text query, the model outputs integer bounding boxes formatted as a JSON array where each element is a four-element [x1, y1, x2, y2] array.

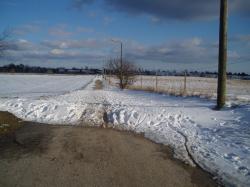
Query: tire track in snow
[[168, 122, 199, 167]]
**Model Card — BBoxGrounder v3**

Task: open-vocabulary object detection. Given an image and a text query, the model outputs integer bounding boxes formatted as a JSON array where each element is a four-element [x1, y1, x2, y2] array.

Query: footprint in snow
[[14, 103, 21, 108], [68, 108, 75, 115], [158, 113, 164, 118], [169, 116, 175, 122], [41, 106, 48, 112], [69, 112, 75, 118], [191, 145, 198, 151], [26, 110, 34, 116], [132, 111, 139, 119], [148, 121, 154, 126], [238, 166, 250, 176], [223, 153, 241, 162], [219, 122, 226, 126]]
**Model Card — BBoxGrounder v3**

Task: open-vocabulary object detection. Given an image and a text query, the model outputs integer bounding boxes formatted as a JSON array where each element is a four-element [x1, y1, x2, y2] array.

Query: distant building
[[67, 69, 81, 73], [58, 68, 66, 73], [47, 69, 54, 74], [81, 69, 91, 74], [242, 76, 250, 80]]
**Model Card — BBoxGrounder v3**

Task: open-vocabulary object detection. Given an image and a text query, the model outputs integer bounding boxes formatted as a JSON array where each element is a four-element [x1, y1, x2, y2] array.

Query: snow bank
[[0, 74, 249, 186], [102, 90, 250, 187]]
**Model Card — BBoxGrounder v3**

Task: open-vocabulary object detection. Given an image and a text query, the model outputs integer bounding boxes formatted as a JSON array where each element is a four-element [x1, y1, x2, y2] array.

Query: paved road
[[0, 113, 216, 187]]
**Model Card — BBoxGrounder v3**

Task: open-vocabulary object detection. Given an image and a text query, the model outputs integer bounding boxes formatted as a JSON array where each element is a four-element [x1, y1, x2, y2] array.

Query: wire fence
[[132, 75, 217, 97], [106, 74, 250, 101]]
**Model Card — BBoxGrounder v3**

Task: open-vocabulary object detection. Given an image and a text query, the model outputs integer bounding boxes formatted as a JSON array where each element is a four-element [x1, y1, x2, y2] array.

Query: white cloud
[[150, 16, 160, 23], [230, 34, 250, 46], [103, 16, 113, 25], [12, 24, 40, 36], [228, 51, 240, 59], [41, 39, 107, 49], [48, 25, 72, 37], [50, 49, 65, 55], [59, 42, 68, 48], [2, 35, 250, 72]]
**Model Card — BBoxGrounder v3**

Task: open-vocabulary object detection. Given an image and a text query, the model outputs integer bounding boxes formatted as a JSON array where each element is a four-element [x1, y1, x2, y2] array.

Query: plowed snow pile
[[0, 74, 249, 187]]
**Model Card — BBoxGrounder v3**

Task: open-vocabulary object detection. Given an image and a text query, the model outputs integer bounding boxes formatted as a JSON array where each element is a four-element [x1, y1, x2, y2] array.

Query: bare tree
[[106, 58, 137, 89]]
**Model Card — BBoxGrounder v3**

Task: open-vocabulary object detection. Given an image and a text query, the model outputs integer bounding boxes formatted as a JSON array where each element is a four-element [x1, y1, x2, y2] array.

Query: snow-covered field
[[0, 74, 94, 98], [0, 74, 249, 187], [131, 76, 250, 103]]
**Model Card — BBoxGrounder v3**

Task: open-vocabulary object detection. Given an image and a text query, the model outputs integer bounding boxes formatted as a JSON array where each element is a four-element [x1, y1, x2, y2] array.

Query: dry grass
[[94, 79, 103, 90], [106, 75, 250, 101], [128, 85, 217, 100]]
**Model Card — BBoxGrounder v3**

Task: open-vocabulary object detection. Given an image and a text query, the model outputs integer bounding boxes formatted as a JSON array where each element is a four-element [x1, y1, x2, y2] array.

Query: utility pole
[[120, 42, 123, 88], [111, 39, 123, 88], [217, 0, 228, 109]]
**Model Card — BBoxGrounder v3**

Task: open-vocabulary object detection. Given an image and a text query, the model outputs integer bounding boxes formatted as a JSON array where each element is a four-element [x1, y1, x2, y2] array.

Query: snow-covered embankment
[[0, 75, 249, 187]]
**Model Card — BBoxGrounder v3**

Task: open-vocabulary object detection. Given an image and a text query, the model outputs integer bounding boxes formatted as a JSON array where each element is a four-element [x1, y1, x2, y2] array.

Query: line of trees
[[1, 63, 249, 79], [0, 64, 102, 74]]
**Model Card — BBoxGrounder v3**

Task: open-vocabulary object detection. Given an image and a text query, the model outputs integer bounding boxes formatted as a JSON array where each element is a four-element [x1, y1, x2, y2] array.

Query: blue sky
[[0, 0, 250, 73]]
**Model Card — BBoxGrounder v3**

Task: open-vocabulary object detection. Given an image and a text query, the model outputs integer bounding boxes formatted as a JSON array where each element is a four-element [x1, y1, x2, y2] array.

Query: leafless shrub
[[105, 58, 137, 89]]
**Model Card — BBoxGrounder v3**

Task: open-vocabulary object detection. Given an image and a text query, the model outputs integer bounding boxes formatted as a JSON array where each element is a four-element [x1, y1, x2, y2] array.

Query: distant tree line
[[0, 64, 102, 75], [0, 63, 249, 80], [137, 68, 250, 80]]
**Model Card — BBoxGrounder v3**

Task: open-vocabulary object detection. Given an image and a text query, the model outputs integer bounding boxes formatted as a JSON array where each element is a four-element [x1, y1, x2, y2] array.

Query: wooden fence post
[[109, 70, 111, 84], [184, 71, 187, 95], [155, 71, 158, 92], [140, 75, 142, 89]]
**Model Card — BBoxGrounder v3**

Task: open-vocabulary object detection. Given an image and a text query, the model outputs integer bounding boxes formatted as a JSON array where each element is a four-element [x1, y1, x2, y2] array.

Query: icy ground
[[0, 75, 249, 187]]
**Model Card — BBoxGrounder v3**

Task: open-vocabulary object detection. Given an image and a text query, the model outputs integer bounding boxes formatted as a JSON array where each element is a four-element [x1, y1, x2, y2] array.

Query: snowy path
[[0, 75, 249, 186]]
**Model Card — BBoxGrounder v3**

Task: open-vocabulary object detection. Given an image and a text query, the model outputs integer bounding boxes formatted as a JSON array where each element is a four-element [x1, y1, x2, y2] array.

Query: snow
[[0, 74, 94, 98], [0, 74, 250, 187]]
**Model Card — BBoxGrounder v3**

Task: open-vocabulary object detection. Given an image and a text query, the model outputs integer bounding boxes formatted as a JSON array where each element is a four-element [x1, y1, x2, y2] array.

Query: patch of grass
[[0, 111, 22, 136], [108, 76, 241, 100], [94, 80, 103, 90], [129, 85, 155, 92], [128, 85, 215, 99]]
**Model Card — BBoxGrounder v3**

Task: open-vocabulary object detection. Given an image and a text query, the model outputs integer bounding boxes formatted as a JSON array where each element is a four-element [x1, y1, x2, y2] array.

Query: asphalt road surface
[[0, 112, 216, 187]]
